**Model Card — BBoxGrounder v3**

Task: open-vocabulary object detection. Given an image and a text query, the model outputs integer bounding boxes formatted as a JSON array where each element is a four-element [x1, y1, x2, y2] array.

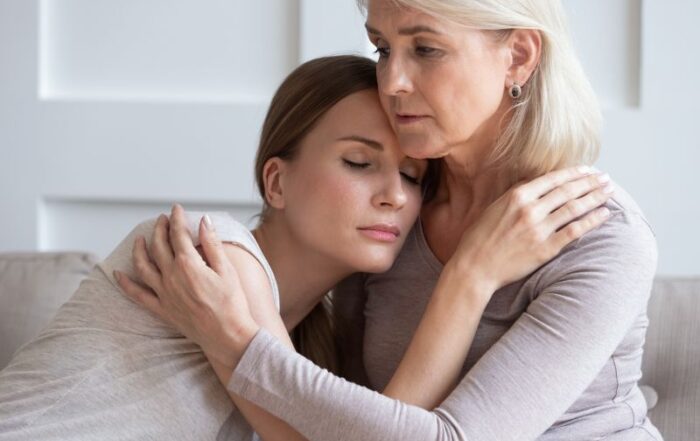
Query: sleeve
[[227, 210, 658, 441], [98, 212, 251, 291], [332, 273, 371, 386]]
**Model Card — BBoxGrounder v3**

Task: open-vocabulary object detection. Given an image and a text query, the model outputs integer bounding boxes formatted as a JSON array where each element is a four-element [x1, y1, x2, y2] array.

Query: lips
[[395, 113, 427, 124], [358, 224, 401, 242]]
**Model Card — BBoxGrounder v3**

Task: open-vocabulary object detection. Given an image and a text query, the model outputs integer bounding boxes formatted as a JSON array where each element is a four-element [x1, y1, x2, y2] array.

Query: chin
[[397, 133, 447, 160], [353, 251, 397, 274]]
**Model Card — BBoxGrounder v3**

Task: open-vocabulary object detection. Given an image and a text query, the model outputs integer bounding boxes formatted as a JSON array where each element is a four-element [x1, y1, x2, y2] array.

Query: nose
[[378, 53, 414, 97], [372, 173, 408, 210]]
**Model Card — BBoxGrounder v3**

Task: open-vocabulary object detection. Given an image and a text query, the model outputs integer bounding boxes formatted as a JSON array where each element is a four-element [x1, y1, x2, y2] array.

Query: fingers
[[150, 214, 174, 269], [169, 204, 203, 263], [549, 206, 612, 251], [544, 184, 613, 233], [536, 172, 613, 220], [114, 270, 165, 319], [198, 215, 229, 275], [132, 235, 163, 293], [515, 165, 594, 202]]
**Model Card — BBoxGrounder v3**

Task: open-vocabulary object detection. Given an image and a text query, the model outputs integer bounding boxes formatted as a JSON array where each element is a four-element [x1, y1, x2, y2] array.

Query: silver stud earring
[[509, 83, 522, 99]]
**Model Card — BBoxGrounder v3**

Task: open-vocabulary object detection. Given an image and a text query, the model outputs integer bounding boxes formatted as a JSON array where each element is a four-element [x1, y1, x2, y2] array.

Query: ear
[[505, 29, 542, 89], [261, 157, 287, 210]]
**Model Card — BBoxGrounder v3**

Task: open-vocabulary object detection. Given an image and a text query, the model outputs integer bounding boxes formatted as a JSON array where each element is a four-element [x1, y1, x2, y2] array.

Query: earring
[[509, 83, 522, 99]]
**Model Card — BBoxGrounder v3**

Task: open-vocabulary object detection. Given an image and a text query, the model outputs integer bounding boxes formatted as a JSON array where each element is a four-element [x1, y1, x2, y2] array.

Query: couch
[[0, 251, 697, 439]]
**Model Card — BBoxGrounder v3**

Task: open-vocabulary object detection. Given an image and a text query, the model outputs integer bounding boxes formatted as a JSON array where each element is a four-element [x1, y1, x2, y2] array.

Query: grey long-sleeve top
[[227, 184, 664, 441]]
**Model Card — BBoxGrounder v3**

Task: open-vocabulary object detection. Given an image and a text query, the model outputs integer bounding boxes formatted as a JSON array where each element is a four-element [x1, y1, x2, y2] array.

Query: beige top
[[0, 213, 274, 441]]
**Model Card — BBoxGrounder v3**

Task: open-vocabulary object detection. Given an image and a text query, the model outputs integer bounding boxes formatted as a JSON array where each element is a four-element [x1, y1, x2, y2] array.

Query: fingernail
[[203, 215, 214, 231], [603, 183, 615, 194], [597, 173, 610, 184], [578, 165, 592, 175], [599, 207, 611, 217], [113, 270, 121, 282]]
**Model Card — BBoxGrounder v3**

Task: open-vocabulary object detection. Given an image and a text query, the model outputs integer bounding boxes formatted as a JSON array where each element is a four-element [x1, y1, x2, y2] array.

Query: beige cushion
[[0, 252, 697, 438], [0, 252, 97, 369], [641, 277, 700, 440]]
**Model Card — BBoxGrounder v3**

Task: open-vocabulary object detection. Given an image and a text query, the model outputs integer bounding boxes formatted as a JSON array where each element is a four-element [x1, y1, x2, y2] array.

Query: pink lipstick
[[358, 224, 401, 243]]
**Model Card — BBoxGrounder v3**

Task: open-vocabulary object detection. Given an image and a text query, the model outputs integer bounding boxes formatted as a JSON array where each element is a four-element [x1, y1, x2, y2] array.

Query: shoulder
[[575, 182, 656, 265], [101, 212, 276, 299], [181, 212, 279, 310], [533, 181, 658, 294]]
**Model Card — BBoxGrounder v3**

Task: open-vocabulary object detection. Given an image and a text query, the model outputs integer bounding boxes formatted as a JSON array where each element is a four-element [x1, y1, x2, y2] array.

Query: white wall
[[0, 0, 698, 275]]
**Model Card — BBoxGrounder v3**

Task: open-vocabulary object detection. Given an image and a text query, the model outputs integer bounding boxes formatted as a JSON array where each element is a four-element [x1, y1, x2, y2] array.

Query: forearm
[[382, 262, 493, 408], [209, 357, 308, 441], [229, 330, 458, 441], [209, 246, 305, 441]]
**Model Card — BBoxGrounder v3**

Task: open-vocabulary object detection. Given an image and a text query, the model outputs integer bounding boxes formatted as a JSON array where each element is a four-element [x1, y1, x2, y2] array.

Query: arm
[[227, 210, 657, 440], [222, 170, 618, 435], [381, 264, 493, 408], [210, 244, 308, 441], [118, 208, 484, 439], [372, 169, 613, 409]]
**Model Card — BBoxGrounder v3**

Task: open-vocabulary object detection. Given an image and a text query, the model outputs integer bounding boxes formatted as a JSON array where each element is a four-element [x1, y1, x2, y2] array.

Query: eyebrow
[[337, 135, 383, 151], [365, 23, 443, 36]]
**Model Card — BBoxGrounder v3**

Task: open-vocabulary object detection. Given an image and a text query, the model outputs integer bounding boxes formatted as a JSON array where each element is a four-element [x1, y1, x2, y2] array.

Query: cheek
[[379, 94, 395, 127], [434, 67, 504, 136], [407, 191, 423, 219], [289, 169, 367, 221]]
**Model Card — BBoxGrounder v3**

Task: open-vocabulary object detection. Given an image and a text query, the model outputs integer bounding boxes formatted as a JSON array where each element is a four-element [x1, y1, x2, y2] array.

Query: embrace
[[0, 1, 661, 440]]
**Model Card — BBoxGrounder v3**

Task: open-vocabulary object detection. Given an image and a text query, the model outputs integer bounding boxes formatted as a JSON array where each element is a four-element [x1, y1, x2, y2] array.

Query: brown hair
[[254, 55, 438, 373]]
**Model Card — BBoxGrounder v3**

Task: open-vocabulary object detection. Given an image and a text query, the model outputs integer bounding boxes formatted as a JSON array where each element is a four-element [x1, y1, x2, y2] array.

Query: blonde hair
[[357, 0, 602, 181]]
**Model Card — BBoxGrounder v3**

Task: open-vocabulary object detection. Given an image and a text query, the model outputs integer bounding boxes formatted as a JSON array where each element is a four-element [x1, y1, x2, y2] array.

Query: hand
[[452, 166, 614, 293], [114, 204, 260, 370]]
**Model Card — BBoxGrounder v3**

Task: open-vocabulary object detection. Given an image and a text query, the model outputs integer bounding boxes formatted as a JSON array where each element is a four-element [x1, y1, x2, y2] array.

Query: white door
[[0, 0, 369, 258], [1, 0, 697, 275]]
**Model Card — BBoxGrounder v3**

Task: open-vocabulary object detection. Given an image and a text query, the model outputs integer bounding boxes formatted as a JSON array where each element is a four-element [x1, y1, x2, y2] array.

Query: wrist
[[217, 319, 260, 370], [443, 260, 498, 304]]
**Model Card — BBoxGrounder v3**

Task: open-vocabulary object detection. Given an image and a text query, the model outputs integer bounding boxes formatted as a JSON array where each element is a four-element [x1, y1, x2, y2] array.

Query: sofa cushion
[[641, 277, 700, 440], [0, 252, 98, 369]]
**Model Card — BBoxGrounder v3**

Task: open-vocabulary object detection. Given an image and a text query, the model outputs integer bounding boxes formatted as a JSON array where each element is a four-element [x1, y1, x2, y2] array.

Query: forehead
[[366, 0, 460, 36], [304, 90, 395, 146]]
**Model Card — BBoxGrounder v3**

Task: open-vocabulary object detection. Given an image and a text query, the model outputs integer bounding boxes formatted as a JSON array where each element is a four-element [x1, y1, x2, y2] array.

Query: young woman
[[119, 0, 662, 440], [0, 56, 607, 440]]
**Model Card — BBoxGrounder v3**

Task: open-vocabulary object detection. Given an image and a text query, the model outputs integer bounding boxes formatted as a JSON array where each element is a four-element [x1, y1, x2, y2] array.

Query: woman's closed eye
[[343, 158, 421, 185], [400, 171, 421, 186], [343, 159, 371, 169]]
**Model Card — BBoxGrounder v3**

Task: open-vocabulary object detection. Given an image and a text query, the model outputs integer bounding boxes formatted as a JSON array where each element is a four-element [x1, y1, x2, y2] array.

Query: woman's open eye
[[343, 159, 370, 169], [416, 46, 441, 57], [373, 41, 390, 58]]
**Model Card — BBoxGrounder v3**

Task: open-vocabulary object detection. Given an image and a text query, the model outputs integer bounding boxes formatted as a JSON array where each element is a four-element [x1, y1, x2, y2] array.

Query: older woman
[[121, 0, 661, 440]]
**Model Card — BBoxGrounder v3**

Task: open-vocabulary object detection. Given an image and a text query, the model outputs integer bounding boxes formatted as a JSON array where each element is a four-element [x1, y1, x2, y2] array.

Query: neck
[[432, 102, 515, 217], [252, 217, 352, 332], [434, 141, 512, 219]]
